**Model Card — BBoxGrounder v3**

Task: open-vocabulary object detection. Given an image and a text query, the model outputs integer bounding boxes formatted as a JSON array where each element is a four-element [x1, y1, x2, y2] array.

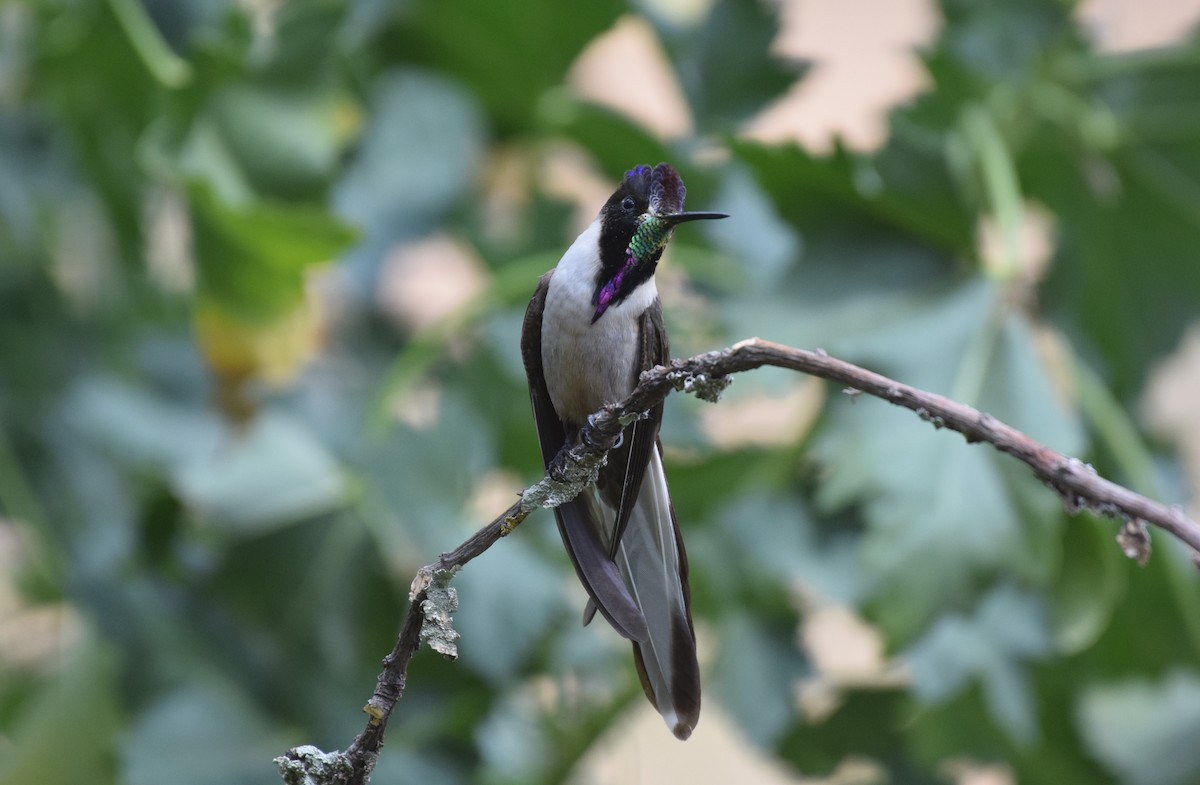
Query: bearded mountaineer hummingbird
[[520, 163, 728, 739]]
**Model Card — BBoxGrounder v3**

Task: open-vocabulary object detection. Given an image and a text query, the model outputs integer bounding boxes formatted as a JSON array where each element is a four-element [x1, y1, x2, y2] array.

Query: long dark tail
[[611, 448, 700, 739]]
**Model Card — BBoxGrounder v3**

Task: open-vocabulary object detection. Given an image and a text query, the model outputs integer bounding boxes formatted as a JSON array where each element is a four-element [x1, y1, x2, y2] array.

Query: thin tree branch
[[276, 337, 1199, 784]]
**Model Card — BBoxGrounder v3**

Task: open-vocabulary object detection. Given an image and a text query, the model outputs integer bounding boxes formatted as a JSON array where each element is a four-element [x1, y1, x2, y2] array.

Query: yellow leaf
[[194, 285, 325, 422]]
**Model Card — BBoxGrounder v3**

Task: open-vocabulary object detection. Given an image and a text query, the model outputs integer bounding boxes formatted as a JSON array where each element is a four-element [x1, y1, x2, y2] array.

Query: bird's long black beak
[[659, 211, 730, 225]]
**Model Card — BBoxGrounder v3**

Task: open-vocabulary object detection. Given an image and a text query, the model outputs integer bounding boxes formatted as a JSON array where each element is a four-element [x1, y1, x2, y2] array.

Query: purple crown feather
[[624, 163, 686, 216]]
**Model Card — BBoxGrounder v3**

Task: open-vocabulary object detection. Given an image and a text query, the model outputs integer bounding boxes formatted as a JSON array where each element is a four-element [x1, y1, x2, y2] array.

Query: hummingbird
[[520, 163, 728, 739]]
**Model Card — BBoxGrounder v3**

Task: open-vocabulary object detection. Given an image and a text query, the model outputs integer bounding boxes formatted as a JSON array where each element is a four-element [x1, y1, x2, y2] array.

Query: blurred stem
[[0, 429, 46, 528], [1061, 43, 1200, 82], [961, 105, 1023, 281], [1029, 82, 1120, 152], [107, 0, 192, 88], [950, 290, 1004, 408], [1074, 358, 1200, 654], [1074, 362, 1157, 493], [281, 511, 369, 636], [1125, 147, 1200, 225], [0, 428, 58, 584], [540, 678, 641, 785]]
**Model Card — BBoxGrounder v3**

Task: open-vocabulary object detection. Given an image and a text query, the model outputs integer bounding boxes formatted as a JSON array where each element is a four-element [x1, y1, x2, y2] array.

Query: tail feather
[[556, 495, 649, 642], [612, 449, 700, 739], [632, 616, 700, 739]]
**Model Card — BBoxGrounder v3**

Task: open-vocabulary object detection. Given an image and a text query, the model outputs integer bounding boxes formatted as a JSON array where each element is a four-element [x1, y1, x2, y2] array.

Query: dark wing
[[521, 272, 648, 642], [521, 273, 567, 462], [596, 297, 669, 556]]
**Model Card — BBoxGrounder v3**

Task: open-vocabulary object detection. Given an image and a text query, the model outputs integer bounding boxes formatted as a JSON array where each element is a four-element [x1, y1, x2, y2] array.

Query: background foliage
[[2, 0, 1199, 783]]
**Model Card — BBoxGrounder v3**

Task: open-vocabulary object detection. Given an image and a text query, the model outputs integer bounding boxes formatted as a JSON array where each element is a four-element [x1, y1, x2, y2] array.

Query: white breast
[[541, 219, 658, 425]]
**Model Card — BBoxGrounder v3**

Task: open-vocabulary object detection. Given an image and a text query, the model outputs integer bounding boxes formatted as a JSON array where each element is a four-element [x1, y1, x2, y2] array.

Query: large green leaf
[[61, 374, 222, 469], [937, 0, 1076, 84], [1025, 45, 1200, 396], [779, 690, 920, 780], [906, 666, 1111, 785], [805, 281, 1081, 639], [722, 138, 1086, 645], [60, 376, 346, 533]]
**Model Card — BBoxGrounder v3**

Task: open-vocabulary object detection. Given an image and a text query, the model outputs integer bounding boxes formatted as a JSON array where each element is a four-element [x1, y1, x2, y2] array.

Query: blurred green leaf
[[906, 668, 1112, 785], [62, 375, 222, 469], [779, 690, 915, 779], [189, 182, 357, 317], [0, 113, 75, 260], [455, 538, 566, 683], [806, 281, 1077, 638], [1021, 46, 1200, 395], [205, 84, 351, 198], [173, 412, 348, 533], [357, 393, 495, 563], [905, 584, 1052, 745], [705, 164, 801, 291], [32, 0, 161, 257], [61, 377, 346, 533], [474, 689, 552, 784], [109, 0, 193, 87], [253, 0, 349, 81], [390, 0, 622, 133], [938, 0, 1075, 84], [705, 491, 867, 606], [1052, 516, 1126, 655], [1034, 142, 1200, 397], [712, 613, 809, 747], [1078, 670, 1200, 785], [554, 102, 673, 181], [656, 0, 803, 131], [0, 630, 121, 785], [122, 679, 294, 785], [733, 139, 976, 256], [332, 69, 484, 287]]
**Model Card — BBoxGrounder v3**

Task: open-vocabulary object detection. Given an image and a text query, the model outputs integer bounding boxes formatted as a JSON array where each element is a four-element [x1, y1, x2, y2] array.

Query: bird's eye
[[621, 196, 636, 212]]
